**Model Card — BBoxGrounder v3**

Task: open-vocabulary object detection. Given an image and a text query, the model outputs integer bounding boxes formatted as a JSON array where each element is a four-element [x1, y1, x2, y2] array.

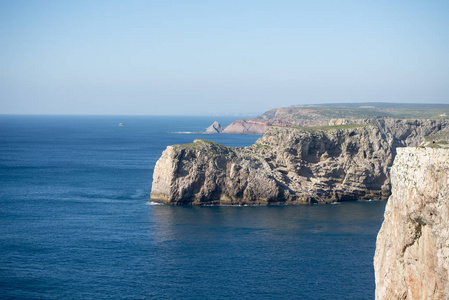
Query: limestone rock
[[205, 121, 223, 134], [151, 119, 449, 205], [374, 147, 449, 300]]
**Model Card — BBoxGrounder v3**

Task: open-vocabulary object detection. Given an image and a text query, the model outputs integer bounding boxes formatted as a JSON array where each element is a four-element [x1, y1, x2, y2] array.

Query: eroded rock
[[205, 121, 224, 134], [222, 119, 268, 134], [151, 119, 449, 205], [374, 147, 449, 300]]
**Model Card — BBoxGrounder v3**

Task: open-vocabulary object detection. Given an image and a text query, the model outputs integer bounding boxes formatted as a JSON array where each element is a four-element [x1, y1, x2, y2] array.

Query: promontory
[[150, 119, 448, 205]]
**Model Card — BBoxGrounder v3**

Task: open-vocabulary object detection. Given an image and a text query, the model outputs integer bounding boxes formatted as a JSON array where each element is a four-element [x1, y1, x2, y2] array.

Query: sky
[[1, 0, 448, 115]]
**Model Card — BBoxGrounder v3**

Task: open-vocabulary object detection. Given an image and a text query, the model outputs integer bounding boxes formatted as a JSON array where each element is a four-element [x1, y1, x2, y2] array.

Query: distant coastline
[[203, 102, 449, 135]]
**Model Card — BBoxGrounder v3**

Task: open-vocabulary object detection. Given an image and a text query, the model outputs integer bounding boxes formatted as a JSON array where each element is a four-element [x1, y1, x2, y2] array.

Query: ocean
[[0, 115, 386, 299]]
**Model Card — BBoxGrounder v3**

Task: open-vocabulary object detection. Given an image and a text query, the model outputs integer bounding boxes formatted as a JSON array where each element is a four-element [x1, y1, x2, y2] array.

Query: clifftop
[[209, 103, 449, 134], [259, 103, 449, 122]]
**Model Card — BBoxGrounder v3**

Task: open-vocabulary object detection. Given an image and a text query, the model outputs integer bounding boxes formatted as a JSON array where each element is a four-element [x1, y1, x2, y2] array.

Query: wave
[[147, 201, 164, 205], [173, 131, 207, 134]]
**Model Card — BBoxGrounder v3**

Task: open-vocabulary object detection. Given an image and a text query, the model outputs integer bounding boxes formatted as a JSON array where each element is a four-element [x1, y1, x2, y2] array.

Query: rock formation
[[205, 121, 223, 134], [220, 116, 327, 134], [215, 103, 449, 134], [374, 147, 449, 300], [150, 119, 448, 205], [221, 119, 268, 134]]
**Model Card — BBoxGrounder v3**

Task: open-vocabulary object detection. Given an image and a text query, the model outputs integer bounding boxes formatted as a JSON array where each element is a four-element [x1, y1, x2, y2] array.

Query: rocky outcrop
[[222, 119, 268, 134], [220, 117, 326, 134], [330, 118, 449, 147], [259, 103, 449, 125], [374, 147, 449, 300], [205, 121, 223, 133], [219, 103, 449, 134], [150, 119, 449, 205]]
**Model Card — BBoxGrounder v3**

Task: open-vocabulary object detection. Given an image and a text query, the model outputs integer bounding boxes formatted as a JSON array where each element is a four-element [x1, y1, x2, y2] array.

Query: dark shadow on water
[[147, 202, 386, 299]]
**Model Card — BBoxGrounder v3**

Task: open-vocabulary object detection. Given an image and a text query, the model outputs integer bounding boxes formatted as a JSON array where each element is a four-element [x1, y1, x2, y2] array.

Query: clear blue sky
[[1, 0, 448, 115]]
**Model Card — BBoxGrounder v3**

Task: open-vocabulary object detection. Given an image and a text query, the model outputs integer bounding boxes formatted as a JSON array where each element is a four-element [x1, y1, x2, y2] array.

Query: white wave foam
[[147, 201, 164, 205], [173, 131, 208, 134]]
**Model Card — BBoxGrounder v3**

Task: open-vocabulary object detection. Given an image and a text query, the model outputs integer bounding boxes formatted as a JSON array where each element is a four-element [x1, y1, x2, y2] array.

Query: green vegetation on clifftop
[[268, 123, 374, 131]]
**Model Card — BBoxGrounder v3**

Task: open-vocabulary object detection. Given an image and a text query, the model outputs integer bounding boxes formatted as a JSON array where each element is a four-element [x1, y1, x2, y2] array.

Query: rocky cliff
[[150, 119, 448, 205], [374, 147, 449, 300], [219, 116, 327, 134], [221, 119, 268, 134], [210, 104, 449, 135]]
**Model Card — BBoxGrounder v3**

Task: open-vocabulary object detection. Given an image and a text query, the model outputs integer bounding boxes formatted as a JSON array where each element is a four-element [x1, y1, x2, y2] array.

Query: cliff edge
[[215, 103, 449, 134], [151, 119, 448, 205], [374, 147, 449, 300]]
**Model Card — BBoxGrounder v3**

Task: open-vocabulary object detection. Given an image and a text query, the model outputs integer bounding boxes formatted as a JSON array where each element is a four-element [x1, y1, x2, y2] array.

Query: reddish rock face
[[222, 119, 268, 134], [220, 117, 329, 135]]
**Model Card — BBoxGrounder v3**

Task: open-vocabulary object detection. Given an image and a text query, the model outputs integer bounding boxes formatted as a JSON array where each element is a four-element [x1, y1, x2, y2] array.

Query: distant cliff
[[220, 117, 326, 134], [209, 103, 449, 134], [221, 119, 268, 134], [150, 119, 448, 205], [374, 147, 449, 300]]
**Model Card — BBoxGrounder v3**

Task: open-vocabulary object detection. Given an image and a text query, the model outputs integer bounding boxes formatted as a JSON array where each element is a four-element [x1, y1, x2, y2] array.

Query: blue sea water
[[0, 115, 386, 299]]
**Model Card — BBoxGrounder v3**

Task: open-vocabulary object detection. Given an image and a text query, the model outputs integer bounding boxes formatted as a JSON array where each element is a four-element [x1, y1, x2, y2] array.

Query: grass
[[250, 143, 272, 150], [257, 104, 449, 121], [174, 139, 223, 149], [173, 139, 237, 156], [387, 108, 449, 119], [269, 124, 374, 131], [424, 131, 449, 142]]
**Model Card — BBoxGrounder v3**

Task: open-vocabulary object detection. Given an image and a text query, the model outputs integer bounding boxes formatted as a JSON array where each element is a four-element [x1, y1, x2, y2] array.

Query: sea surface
[[0, 115, 386, 299]]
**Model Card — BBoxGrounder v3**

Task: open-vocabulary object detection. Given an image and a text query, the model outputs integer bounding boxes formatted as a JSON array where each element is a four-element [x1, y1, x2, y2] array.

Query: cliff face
[[151, 119, 448, 205], [228, 103, 449, 135], [221, 117, 327, 134], [330, 118, 448, 147], [215, 114, 448, 135], [221, 119, 268, 134], [374, 148, 449, 300]]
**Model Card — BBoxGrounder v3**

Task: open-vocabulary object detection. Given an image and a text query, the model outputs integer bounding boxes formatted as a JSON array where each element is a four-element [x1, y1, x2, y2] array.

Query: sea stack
[[205, 121, 223, 134], [374, 147, 449, 300]]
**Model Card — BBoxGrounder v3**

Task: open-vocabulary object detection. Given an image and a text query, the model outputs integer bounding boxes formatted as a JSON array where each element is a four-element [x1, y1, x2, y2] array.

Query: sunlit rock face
[[222, 119, 268, 134], [150, 120, 448, 205], [205, 121, 223, 134], [374, 147, 449, 300]]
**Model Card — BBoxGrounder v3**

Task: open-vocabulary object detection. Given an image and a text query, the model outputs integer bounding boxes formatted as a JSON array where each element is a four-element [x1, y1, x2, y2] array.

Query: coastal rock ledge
[[150, 119, 447, 205], [374, 147, 449, 300]]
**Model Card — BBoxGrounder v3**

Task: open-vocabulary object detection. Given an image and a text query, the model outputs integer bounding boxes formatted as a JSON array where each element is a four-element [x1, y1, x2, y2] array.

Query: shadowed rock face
[[374, 148, 449, 300], [150, 119, 448, 205]]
